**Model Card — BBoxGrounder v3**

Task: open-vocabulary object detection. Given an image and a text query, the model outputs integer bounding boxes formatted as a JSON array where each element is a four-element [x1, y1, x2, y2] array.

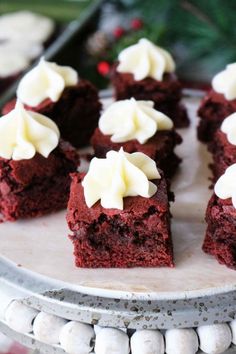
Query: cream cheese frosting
[[17, 57, 78, 107], [117, 38, 175, 81], [0, 11, 55, 43], [214, 164, 236, 208], [99, 98, 173, 144], [82, 148, 161, 210], [0, 52, 29, 78], [221, 113, 236, 145], [0, 100, 60, 161], [0, 40, 43, 78], [212, 63, 236, 100]]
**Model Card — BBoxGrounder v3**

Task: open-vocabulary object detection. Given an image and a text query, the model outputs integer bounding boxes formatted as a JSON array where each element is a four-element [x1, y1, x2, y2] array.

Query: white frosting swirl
[[221, 113, 236, 145], [0, 100, 60, 161], [0, 11, 54, 43], [0, 40, 43, 78], [215, 164, 236, 208], [99, 98, 173, 144], [17, 57, 78, 107], [82, 148, 161, 210], [117, 38, 175, 81], [212, 63, 236, 100]]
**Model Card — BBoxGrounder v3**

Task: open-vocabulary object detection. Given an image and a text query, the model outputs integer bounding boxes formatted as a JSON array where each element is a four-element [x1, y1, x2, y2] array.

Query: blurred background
[[1, 0, 236, 101]]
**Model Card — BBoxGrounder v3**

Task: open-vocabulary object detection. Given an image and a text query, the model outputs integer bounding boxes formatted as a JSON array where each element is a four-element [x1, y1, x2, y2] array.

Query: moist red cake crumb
[[198, 90, 236, 143], [0, 141, 79, 221], [208, 129, 236, 180], [66, 172, 174, 268], [112, 68, 189, 128], [91, 128, 182, 179], [203, 193, 236, 270], [2, 80, 102, 148]]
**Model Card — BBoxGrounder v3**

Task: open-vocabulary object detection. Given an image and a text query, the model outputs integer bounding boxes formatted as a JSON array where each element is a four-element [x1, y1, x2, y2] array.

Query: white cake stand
[[1, 94, 236, 353]]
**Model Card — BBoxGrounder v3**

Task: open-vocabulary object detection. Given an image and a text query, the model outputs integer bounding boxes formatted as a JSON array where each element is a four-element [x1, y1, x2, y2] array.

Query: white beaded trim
[[3, 300, 236, 354]]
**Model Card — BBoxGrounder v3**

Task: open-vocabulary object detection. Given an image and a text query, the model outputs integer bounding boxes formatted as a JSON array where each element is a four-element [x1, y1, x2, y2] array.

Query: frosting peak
[[0, 100, 60, 161], [212, 63, 236, 100], [221, 113, 236, 145], [99, 98, 173, 144], [82, 148, 161, 210], [117, 38, 175, 81], [17, 57, 78, 107], [214, 164, 236, 209]]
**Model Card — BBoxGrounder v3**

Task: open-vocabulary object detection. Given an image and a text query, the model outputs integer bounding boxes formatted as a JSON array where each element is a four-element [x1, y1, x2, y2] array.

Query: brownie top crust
[[67, 172, 169, 227], [2, 80, 100, 116], [113, 64, 182, 97], [91, 127, 181, 157], [0, 140, 79, 188]]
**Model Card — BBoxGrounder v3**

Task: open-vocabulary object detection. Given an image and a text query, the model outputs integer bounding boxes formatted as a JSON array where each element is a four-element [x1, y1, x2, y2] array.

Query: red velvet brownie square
[[112, 70, 189, 128], [208, 129, 236, 180], [203, 193, 236, 270], [91, 128, 182, 179], [0, 141, 78, 221], [198, 90, 236, 143], [67, 172, 174, 268], [3, 80, 102, 148]]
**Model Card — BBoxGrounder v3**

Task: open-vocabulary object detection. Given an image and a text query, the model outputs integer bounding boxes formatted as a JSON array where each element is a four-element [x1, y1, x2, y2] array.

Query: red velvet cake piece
[[112, 71, 189, 128], [91, 98, 182, 179], [209, 129, 236, 180], [198, 90, 236, 143], [3, 81, 101, 148], [67, 173, 173, 268], [198, 63, 236, 143], [111, 38, 189, 128], [67, 148, 174, 268], [203, 193, 236, 270], [203, 164, 236, 270], [91, 128, 182, 179], [3, 58, 102, 148], [0, 141, 78, 221], [0, 100, 79, 221]]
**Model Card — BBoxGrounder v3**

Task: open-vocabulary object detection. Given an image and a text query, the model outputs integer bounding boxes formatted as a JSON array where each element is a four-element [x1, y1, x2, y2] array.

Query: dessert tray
[[1, 92, 236, 353]]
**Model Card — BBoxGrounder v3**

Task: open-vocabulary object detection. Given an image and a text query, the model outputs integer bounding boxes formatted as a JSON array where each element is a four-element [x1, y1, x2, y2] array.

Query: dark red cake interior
[[0, 141, 78, 221], [91, 128, 182, 179], [3, 80, 102, 148], [67, 172, 174, 268], [203, 193, 236, 270], [198, 90, 236, 143], [112, 67, 189, 128]]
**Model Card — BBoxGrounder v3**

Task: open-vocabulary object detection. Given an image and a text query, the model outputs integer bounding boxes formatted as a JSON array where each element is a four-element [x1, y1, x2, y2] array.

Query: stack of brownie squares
[[112, 38, 189, 128], [198, 63, 236, 269], [67, 39, 186, 268], [0, 58, 102, 221]]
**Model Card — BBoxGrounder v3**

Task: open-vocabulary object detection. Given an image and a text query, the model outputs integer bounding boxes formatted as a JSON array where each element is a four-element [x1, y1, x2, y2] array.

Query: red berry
[[113, 26, 125, 39], [97, 61, 111, 76], [131, 18, 143, 30]]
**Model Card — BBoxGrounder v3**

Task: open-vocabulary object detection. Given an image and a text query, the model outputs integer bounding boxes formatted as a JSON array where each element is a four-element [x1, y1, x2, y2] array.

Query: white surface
[[1, 97, 236, 300]]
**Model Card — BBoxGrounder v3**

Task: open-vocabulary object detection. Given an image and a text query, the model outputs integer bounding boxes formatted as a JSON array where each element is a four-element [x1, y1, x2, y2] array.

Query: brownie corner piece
[[111, 68, 189, 128], [0, 142, 78, 221], [197, 90, 236, 143], [203, 193, 236, 270], [67, 172, 174, 268]]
